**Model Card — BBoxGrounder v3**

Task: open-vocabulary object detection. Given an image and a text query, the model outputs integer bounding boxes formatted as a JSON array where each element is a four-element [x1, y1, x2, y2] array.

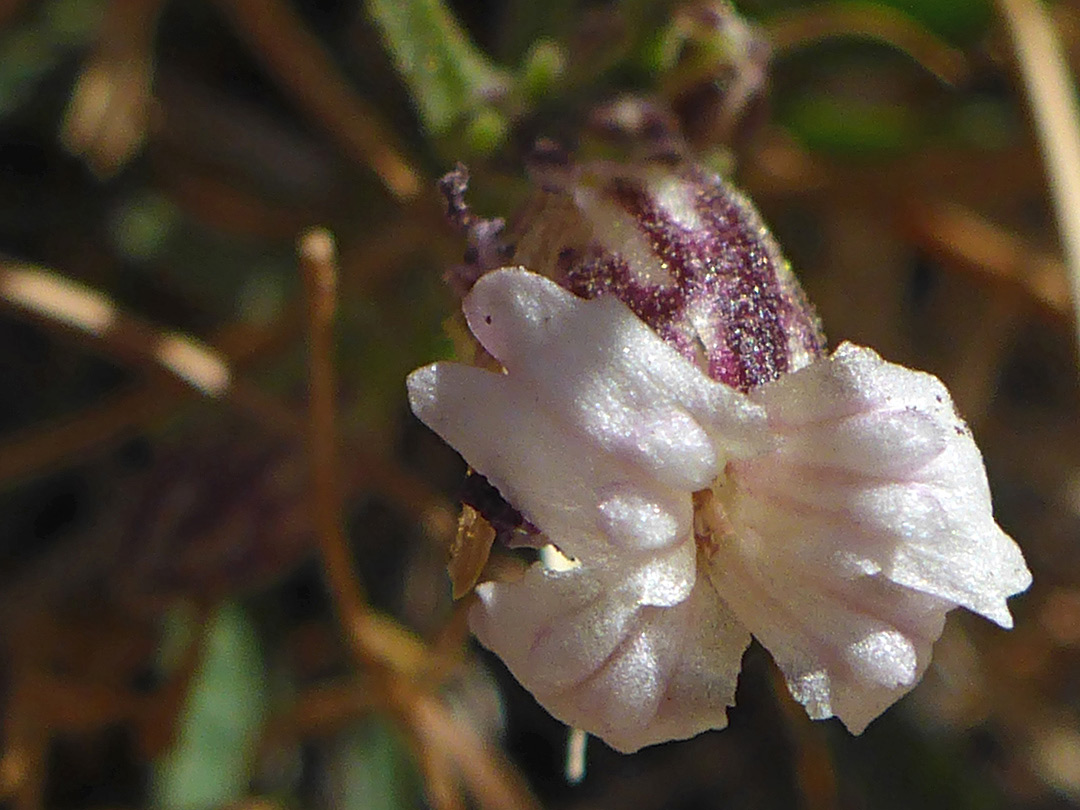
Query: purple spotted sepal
[[509, 160, 825, 391]]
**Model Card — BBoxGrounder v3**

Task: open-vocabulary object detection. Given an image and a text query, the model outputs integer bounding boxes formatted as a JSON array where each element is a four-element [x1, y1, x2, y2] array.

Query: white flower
[[407, 267, 1031, 753]]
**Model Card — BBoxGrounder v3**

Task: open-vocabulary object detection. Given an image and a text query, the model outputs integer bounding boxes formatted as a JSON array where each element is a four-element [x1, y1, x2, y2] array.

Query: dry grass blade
[[0, 259, 451, 555], [215, 0, 421, 199], [998, 0, 1080, 360], [766, 1, 968, 85], [407, 691, 541, 810], [0, 262, 230, 396], [902, 201, 1071, 318], [61, 0, 164, 176]]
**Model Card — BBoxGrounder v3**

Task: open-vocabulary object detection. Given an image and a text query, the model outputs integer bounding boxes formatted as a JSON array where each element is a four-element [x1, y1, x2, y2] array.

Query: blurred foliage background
[[0, 0, 1079, 807]]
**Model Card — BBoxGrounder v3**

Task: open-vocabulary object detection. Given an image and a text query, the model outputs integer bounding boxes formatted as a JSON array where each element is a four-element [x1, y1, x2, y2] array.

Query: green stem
[[366, 0, 509, 135]]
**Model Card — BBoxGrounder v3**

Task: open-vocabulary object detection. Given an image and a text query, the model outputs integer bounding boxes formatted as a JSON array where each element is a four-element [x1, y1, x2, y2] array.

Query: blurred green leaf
[[0, 0, 104, 115], [365, 0, 509, 135], [329, 721, 421, 810], [782, 94, 922, 156], [109, 192, 181, 263], [520, 38, 567, 103], [42, 0, 105, 45], [875, 0, 992, 44], [152, 603, 268, 810]]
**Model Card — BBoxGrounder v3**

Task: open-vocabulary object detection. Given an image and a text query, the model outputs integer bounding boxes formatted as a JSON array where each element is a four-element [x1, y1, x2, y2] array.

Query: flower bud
[[509, 161, 825, 390]]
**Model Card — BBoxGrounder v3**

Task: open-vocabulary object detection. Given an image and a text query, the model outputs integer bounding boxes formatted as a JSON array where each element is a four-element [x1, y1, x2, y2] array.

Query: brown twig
[[299, 228, 434, 674], [299, 229, 455, 676], [298, 229, 539, 810], [299, 227, 451, 801], [0, 291, 297, 484], [0, 262, 305, 436], [0, 263, 230, 397], [406, 690, 541, 810], [0, 206, 449, 488], [300, 227, 373, 629], [213, 0, 421, 200]]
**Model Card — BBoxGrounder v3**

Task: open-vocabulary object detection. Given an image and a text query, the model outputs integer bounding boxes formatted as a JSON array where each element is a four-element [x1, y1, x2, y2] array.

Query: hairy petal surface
[[710, 342, 1032, 730]]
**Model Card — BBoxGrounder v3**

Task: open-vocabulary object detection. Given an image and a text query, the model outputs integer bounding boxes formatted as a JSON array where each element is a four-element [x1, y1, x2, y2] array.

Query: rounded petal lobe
[[746, 342, 1031, 626], [463, 269, 767, 487], [408, 358, 699, 572], [407, 361, 610, 554], [715, 343, 1031, 731], [708, 548, 949, 732], [472, 560, 749, 752]]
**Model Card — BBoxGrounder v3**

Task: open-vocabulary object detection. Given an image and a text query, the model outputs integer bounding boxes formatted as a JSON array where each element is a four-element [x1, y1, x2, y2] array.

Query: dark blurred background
[[0, 0, 1078, 807]]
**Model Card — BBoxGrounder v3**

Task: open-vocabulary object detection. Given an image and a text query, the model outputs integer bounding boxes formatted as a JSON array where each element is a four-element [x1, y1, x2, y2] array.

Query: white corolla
[[412, 161, 1031, 752], [408, 266, 1030, 753]]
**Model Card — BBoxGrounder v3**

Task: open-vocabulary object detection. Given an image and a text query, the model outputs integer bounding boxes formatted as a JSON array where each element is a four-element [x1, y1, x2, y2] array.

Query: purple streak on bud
[[511, 162, 825, 391]]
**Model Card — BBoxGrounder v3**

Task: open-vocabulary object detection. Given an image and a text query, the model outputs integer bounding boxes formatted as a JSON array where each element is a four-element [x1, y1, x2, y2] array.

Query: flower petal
[[408, 360, 693, 578], [746, 342, 1031, 625], [408, 269, 766, 567], [462, 268, 767, 486], [408, 360, 612, 553], [471, 555, 749, 752], [708, 546, 950, 732], [711, 342, 1031, 731]]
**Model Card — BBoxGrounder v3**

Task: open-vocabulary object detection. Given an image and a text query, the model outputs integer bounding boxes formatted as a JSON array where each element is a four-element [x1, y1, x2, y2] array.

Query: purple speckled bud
[[509, 161, 825, 391]]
